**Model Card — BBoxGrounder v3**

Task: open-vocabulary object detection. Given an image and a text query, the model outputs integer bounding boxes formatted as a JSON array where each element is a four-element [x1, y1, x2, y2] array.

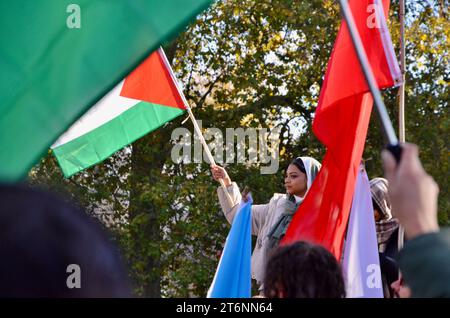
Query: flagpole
[[158, 48, 235, 207], [186, 106, 235, 207], [398, 0, 406, 250], [338, 0, 404, 251], [338, 0, 402, 161], [399, 0, 406, 143]]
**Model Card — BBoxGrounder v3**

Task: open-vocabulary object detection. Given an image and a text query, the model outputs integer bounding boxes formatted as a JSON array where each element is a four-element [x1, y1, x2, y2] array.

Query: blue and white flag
[[207, 196, 252, 298], [342, 166, 383, 298]]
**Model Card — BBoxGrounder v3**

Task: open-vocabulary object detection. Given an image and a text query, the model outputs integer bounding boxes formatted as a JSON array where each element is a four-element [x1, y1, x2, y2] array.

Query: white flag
[[343, 165, 383, 298]]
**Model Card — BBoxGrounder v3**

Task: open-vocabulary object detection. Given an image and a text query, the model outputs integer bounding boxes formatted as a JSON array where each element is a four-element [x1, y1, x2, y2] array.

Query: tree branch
[[230, 95, 312, 119], [195, 72, 224, 109]]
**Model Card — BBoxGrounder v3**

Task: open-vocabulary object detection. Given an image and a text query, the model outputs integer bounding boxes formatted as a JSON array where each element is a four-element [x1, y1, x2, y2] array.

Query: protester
[[211, 157, 321, 291], [0, 184, 131, 297], [370, 177, 399, 255], [370, 177, 400, 297], [382, 143, 450, 298], [263, 241, 345, 298]]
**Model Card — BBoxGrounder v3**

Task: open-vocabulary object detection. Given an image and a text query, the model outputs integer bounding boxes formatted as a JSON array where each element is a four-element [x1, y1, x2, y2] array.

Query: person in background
[[370, 177, 399, 256], [382, 143, 450, 298], [263, 241, 346, 298], [0, 184, 131, 297], [370, 177, 400, 297]]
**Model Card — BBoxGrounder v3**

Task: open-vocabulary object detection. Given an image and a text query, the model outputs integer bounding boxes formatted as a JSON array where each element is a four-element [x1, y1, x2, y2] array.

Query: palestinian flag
[[0, 0, 212, 181], [52, 48, 186, 177]]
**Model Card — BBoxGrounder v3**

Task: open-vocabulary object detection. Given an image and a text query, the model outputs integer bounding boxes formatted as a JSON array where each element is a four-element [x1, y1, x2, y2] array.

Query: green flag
[[52, 48, 187, 178], [0, 0, 212, 181]]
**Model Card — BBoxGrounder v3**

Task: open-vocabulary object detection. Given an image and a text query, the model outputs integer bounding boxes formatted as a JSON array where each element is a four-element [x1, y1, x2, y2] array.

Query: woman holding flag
[[211, 157, 321, 291]]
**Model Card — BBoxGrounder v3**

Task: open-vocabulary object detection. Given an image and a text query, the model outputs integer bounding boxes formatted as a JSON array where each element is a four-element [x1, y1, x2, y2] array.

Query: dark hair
[[264, 241, 346, 298], [0, 184, 131, 297], [289, 157, 306, 174], [372, 198, 382, 215]]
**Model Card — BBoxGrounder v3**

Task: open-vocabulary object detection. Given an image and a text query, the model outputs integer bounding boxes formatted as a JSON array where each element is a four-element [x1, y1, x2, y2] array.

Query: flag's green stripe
[[0, 0, 212, 181], [53, 102, 184, 178]]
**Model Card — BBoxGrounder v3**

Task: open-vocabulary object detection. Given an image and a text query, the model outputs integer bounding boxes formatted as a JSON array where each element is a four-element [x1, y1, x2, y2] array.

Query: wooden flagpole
[[159, 48, 235, 207], [398, 0, 406, 250]]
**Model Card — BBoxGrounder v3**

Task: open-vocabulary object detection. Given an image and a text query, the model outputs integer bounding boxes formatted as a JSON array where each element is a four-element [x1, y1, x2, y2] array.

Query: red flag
[[281, 0, 401, 260]]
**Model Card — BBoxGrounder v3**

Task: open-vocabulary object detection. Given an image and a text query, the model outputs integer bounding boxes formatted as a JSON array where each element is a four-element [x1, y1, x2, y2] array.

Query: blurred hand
[[382, 143, 439, 239], [210, 165, 232, 187]]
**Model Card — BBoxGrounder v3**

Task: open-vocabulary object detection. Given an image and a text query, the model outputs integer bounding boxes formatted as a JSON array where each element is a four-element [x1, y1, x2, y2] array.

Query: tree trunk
[[128, 130, 169, 297]]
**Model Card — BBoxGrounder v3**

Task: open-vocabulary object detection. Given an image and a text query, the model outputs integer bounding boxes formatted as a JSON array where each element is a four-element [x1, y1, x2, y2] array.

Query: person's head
[[264, 241, 345, 298], [370, 178, 392, 222], [285, 157, 321, 197], [391, 273, 411, 298], [0, 184, 131, 297]]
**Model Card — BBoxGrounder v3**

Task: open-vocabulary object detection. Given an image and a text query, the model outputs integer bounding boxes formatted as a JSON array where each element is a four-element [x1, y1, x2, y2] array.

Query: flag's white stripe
[[52, 81, 139, 148], [342, 166, 383, 298], [375, 0, 402, 86]]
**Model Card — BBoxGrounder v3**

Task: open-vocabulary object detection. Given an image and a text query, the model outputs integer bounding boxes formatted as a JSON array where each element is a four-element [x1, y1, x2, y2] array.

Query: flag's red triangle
[[120, 49, 186, 110]]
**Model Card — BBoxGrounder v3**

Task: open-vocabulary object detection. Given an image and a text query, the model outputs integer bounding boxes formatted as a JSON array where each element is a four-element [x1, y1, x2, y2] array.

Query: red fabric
[[281, 0, 395, 260], [120, 50, 186, 110]]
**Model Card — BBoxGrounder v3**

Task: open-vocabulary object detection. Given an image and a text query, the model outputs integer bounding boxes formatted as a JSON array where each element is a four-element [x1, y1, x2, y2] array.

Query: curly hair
[[264, 241, 346, 298]]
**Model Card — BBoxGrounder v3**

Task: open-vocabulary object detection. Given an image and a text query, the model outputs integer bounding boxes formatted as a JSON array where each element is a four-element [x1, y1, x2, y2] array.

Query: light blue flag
[[207, 196, 252, 298], [342, 165, 383, 298]]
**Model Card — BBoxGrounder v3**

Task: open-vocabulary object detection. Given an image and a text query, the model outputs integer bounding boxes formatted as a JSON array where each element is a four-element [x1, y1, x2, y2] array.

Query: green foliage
[[29, 0, 448, 297]]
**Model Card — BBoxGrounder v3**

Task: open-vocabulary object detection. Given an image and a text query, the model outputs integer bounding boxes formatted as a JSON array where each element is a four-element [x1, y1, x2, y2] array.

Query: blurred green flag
[[0, 0, 212, 181]]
